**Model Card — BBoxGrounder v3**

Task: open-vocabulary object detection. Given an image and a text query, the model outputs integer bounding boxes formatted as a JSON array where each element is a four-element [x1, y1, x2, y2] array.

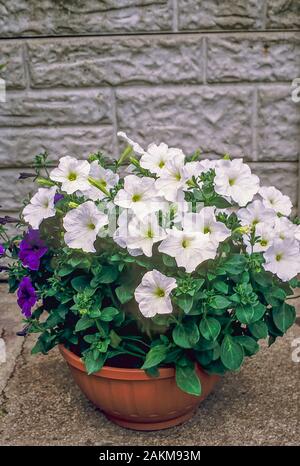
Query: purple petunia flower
[[54, 193, 64, 204], [19, 229, 48, 271], [17, 276, 37, 318], [0, 244, 5, 256]]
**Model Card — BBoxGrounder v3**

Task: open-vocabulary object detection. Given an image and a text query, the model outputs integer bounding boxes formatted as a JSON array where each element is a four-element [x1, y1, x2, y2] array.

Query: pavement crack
[[0, 336, 27, 414]]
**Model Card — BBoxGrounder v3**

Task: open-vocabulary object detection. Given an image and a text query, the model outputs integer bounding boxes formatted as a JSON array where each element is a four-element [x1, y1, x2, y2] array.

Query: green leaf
[[213, 281, 229, 294], [175, 365, 202, 396], [195, 350, 213, 366], [249, 321, 268, 339], [68, 256, 91, 269], [162, 254, 177, 268], [195, 337, 218, 351], [236, 302, 265, 325], [96, 266, 119, 284], [109, 330, 122, 348], [75, 316, 94, 332], [142, 345, 168, 369], [71, 275, 91, 292], [115, 285, 133, 304], [212, 196, 232, 209], [234, 336, 259, 356], [176, 295, 193, 314], [204, 359, 227, 375], [88, 308, 102, 318], [199, 316, 221, 341], [265, 287, 287, 307], [83, 334, 99, 344], [223, 254, 247, 275], [172, 321, 200, 349], [251, 271, 273, 288], [43, 311, 64, 329], [83, 350, 106, 375], [100, 307, 119, 322], [58, 264, 74, 276], [220, 335, 244, 371], [272, 303, 296, 333], [210, 295, 231, 309]]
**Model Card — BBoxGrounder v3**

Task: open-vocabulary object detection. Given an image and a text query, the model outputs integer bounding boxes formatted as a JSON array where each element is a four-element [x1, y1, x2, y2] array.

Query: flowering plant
[[2, 133, 299, 396]]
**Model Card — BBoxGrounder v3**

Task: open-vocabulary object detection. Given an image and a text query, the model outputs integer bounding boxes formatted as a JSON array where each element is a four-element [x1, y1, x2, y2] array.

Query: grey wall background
[[0, 0, 299, 218]]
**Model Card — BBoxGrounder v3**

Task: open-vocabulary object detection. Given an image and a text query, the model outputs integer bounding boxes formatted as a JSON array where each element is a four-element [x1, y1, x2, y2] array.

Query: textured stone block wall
[[0, 1, 299, 215]]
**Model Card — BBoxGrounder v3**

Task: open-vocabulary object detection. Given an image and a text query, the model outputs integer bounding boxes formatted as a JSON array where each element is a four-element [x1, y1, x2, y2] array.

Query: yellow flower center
[[276, 253, 282, 261], [68, 172, 77, 181], [260, 239, 268, 247], [182, 239, 190, 248], [146, 229, 154, 239], [229, 178, 236, 186], [174, 172, 181, 181], [155, 288, 165, 298], [132, 194, 142, 202], [203, 226, 211, 234], [158, 160, 165, 169], [87, 223, 96, 230]]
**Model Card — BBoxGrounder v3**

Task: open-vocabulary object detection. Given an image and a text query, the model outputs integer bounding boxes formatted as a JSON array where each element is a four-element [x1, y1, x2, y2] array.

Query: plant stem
[[121, 349, 144, 359], [88, 176, 111, 198]]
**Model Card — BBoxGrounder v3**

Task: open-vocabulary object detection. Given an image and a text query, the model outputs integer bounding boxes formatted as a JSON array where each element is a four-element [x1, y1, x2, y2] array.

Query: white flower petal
[[63, 201, 108, 253], [22, 187, 56, 229], [134, 270, 177, 318]]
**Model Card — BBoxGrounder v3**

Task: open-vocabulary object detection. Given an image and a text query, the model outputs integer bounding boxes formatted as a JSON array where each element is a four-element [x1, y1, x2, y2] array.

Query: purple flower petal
[[0, 244, 5, 256], [19, 229, 48, 271], [17, 276, 37, 318], [54, 193, 64, 204]]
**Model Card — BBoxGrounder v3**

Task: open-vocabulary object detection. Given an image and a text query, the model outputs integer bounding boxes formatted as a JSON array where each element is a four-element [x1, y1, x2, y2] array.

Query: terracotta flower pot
[[59, 345, 220, 431]]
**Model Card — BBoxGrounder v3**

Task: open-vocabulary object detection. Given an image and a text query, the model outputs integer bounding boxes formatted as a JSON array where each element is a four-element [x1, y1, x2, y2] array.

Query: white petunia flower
[[183, 207, 231, 246], [183, 161, 204, 189], [117, 131, 145, 155], [155, 157, 187, 202], [113, 210, 143, 256], [50, 156, 90, 194], [114, 174, 163, 217], [125, 214, 167, 257], [23, 187, 57, 229], [273, 217, 298, 241], [83, 161, 119, 201], [134, 269, 177, 318], [263, 238, 300, 282], [237, 200, 276, 228], [294, 224, 300, 242], [243, 222, 275, 254], [198, 159, 219, 171], [158, 228, 217, 273], [63, 201, 108, 253], [140, 143, 185, 175], [259, 186, 292, 216], [214, 159, 260, 206]]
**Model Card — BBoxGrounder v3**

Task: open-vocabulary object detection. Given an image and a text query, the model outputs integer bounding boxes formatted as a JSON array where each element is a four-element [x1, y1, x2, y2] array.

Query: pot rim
[[59, 344, 176, 380]]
